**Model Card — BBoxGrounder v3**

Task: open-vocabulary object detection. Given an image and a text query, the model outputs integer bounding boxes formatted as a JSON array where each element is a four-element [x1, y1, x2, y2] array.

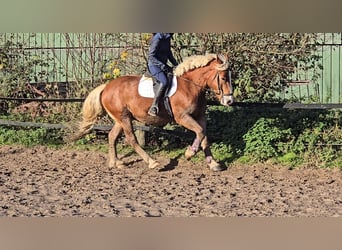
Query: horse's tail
[[65, 83, 107, 142]]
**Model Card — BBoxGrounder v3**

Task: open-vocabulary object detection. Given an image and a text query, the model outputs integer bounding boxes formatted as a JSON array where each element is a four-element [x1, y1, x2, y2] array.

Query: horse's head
[[174, 53, 234, 106], [210, 53, 234, 106]]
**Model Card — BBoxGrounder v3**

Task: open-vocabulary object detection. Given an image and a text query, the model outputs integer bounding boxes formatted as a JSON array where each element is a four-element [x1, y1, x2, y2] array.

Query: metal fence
[[0, 33, 148, 97], [1, 33, 342, 104], [284, 33, 342, 104]]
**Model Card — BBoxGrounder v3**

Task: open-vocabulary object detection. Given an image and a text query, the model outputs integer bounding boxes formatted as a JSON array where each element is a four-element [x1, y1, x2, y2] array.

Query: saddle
[[139, 72, 177, 118]]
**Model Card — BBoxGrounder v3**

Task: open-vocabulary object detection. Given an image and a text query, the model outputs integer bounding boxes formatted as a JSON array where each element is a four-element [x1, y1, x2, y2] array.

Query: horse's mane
[[174, 54, 217, 76]]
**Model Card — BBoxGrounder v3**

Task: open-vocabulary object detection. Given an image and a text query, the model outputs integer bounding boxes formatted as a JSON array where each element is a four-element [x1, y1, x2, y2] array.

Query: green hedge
[[1, 107, 341, 168], [206, 106, 342, 168]]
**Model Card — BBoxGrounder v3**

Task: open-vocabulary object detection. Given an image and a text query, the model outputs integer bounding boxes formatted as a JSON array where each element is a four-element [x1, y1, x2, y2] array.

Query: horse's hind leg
[[121, 117, 160, 169], [108, 123, 125, 168]]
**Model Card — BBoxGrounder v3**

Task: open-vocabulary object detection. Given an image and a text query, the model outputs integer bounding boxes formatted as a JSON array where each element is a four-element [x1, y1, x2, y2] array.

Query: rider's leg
[[147, 66, 168, 116], [148, 83, 167, 116]]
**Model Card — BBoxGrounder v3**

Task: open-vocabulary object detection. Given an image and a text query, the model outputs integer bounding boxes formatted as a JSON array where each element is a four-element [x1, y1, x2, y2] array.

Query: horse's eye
[[221, 77, 226, 81]]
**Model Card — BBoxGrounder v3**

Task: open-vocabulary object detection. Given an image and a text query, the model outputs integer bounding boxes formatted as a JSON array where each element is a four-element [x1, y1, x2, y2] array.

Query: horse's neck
[[176, 69, 210, 96], [184, 67, 213, 86]]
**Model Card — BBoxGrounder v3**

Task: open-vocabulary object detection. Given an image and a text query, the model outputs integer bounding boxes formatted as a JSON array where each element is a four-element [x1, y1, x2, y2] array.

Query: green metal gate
[[286, 33, 342, 104], [1, 33, 341, 104]]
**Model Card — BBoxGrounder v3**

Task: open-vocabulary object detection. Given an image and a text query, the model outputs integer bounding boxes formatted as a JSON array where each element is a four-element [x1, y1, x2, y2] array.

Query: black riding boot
[[148, 84, 167, 116]]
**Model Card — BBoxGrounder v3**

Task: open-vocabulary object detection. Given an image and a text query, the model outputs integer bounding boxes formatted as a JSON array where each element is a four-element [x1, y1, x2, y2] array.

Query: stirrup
[[148, 106, 159, 116]]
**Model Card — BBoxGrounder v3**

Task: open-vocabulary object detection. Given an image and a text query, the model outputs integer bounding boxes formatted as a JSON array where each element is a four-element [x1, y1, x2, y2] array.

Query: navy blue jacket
[[148, 33, 178, 71]]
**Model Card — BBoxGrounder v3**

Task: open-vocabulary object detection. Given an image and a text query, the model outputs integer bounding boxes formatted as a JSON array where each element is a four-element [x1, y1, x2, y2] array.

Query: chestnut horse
[[68, 53, 234, 171]]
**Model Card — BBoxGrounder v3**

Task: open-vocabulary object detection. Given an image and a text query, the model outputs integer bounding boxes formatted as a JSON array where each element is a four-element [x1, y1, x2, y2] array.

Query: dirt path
[[0, 145, 341, 217]]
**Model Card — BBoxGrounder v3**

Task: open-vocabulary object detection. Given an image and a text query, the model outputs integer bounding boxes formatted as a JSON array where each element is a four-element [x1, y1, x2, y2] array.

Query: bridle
[[213, 70, 233, 97], [173, 69, 233, 97]]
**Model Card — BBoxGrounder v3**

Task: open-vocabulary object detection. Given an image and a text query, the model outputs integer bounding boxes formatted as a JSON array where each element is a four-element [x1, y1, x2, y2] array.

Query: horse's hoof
[[148, 160, 160, 169], [185, 146, 195, 160], [108, 161, 115, 168], [208, 161, 226, 172], [109, 160, 126, 169], [116, 162, 126, 169]]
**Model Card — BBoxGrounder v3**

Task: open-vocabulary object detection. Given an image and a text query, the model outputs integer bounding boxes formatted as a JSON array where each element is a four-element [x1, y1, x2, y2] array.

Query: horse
[[68, 53, 234, 171]]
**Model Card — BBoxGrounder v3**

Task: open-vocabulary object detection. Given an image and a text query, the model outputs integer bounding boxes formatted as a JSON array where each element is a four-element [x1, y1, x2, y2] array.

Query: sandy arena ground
[[0, 145, 341, 217]]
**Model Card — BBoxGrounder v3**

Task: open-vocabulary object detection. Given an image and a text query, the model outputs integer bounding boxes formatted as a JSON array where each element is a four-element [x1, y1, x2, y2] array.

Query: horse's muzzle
[[221, 94, 234, 106]]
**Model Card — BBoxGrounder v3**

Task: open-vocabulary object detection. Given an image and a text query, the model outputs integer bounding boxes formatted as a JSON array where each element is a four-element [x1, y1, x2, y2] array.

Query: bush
[[0, 127, 62, 146], [205, 106, 341, 167], [242, 117, 292, 161]]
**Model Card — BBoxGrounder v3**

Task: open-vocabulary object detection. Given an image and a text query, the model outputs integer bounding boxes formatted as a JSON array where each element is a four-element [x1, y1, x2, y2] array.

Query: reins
[[171, 69, 233, 97], [172, 73, 204, 90]]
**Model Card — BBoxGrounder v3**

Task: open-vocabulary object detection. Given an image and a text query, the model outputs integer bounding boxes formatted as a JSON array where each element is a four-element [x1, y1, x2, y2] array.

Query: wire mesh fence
[[1, 33, 341, 103], [0, 33, 149, 98]]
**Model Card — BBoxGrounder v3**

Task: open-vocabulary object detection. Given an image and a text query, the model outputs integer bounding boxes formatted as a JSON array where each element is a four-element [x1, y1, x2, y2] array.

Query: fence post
[[134, 121, 146, 147]]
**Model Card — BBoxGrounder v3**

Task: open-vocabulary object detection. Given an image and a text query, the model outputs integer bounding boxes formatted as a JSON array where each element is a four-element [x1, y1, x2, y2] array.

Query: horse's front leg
[[197, 117, 225, 171], [200, 135, 225, 171], [179, 115, 225, 171], [175, 114, 205, 160], [185, 137, 201, 160]]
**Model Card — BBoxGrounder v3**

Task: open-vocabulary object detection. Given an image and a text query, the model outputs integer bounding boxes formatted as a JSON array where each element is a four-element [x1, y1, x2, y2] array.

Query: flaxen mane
[[174, 54, 217, 76]]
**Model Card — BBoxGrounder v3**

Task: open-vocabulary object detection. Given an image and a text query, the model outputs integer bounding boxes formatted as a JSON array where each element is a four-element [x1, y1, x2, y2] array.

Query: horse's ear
[[217, 53, 229, 63], [225, 52, 229, 60], [217, 54, 225, 63], [216, 53, 229, 71]]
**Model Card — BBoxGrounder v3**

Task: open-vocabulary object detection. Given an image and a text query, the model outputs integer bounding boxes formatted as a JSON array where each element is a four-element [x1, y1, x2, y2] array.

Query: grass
[[0, 125, 341, 170]]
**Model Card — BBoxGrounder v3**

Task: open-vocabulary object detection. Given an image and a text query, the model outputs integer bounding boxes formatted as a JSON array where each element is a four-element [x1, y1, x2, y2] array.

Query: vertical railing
[[1, 33, 149, 98], [1, 33, 341, 103], [282, 33, 342, 104]]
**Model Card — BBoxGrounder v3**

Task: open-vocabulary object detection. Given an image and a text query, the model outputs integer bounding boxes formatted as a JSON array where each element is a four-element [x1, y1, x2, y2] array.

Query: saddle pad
[[138, 75, 177, 98]]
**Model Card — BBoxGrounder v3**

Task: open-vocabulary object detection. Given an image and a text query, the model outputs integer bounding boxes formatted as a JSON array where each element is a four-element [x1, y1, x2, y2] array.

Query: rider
[[147, 33, 178, 116]]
